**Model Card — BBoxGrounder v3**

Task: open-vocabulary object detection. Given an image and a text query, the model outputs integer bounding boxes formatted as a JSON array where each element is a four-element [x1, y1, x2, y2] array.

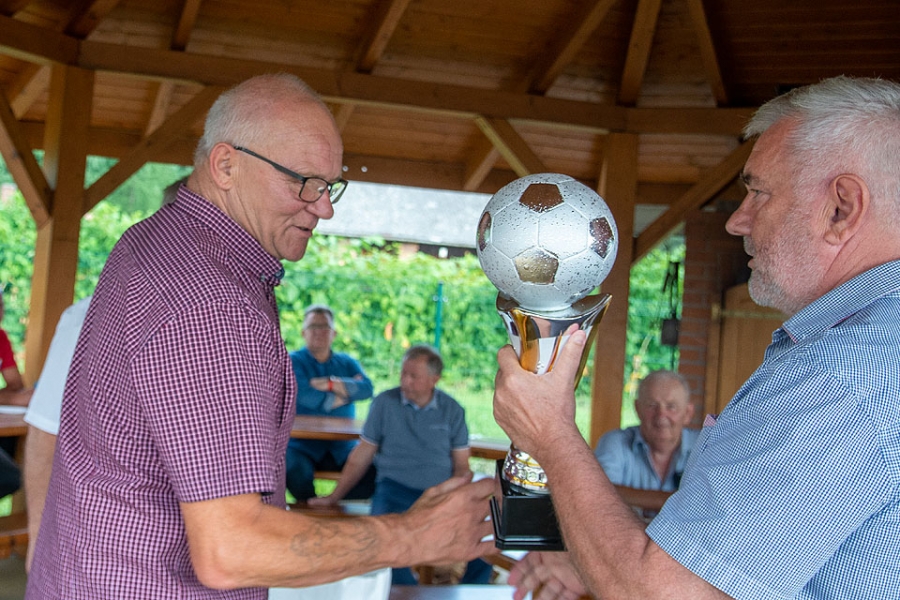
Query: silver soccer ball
[[476, 173, 618, 312]]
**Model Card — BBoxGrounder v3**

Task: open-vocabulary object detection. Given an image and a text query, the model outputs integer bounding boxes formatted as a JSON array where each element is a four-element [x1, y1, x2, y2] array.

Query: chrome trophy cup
[[476, 173, 618, 550]]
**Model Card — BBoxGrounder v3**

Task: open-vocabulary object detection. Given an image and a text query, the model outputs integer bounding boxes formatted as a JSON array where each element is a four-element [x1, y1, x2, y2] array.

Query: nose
[[725, 192, 754, 237], [309, 193, 335, 220]]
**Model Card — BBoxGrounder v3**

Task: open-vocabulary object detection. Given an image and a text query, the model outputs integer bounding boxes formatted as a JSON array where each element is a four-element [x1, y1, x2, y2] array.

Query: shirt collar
[[171, 184, 285, 288], [782, 260, 900, 343], [401, 390, 439, 411]]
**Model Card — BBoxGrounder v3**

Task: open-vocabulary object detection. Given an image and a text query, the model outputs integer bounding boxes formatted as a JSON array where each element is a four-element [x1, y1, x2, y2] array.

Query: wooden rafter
[[332, 103, 355, 132], [10, 64, 48, 118], [3, 2, 118, 123], [0, 0, 29, 16], [474, 116, 546, 177], [462, 137, 500, 192], [356, 0, 412, 73], [0, 15, 753, 136], [144, 81, 176, 137], [618, 0, 663, 105], [64, 0, 122, 38], [526, 0, 618, 95], [144, 1, 203, 137], [0, 85, 51, 225], [84, 85, 223, 212], [172, 0, 203, 51], [633, 139, 754, 261], [685, 0, 728, 105]]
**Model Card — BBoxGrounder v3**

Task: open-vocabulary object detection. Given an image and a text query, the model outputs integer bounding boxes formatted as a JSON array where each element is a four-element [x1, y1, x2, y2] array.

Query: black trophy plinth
[[490, 460, 565, 551]]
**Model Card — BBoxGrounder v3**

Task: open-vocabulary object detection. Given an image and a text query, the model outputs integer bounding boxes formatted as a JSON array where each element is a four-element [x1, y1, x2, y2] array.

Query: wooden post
[[23, 65, 93, 384], [590, 133, 638, 446]]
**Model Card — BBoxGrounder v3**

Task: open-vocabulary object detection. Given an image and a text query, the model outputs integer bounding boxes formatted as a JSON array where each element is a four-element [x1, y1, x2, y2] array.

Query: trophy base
[[490, 461, 565, 551]]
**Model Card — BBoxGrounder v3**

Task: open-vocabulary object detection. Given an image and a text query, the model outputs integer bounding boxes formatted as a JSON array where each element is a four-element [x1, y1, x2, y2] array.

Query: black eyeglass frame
[[233, 145, 347, 204]]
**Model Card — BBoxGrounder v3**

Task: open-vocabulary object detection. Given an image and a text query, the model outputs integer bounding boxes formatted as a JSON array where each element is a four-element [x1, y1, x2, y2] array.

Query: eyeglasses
[[233, 145, 347, 204]]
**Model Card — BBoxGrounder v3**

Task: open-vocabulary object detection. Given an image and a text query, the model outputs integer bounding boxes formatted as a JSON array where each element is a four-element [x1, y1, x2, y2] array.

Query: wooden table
[[291, 416, 510, 461], [0, 412, 27, 437], [389, 585, 516, 600]]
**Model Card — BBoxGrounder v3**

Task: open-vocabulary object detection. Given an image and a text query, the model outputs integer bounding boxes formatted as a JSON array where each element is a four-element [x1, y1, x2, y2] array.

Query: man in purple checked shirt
[[27, 73, 494, 600]]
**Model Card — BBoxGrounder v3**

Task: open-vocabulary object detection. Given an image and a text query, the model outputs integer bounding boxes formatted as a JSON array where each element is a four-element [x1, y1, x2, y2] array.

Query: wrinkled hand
[[493, 326, 585, 459], [402, 474, 496, 566], [509, 551, 587, 600]]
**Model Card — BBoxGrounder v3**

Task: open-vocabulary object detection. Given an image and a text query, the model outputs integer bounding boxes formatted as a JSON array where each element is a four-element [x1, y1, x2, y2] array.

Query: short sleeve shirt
[[24, 296, 92, 435], [594, 426, 699, 491], [27, 187, 296, 600], [646, 261, 900, 600], [0, 329, 17, 372], [362, 387, 468, 491]]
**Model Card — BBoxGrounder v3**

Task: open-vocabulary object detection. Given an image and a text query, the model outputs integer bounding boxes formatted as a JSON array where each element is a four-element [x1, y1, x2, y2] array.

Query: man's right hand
[[400, 474, 496, 566]]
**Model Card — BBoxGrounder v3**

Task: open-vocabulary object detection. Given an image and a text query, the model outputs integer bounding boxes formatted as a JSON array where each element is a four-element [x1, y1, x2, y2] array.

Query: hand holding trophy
[[476, 173, 618, 550]]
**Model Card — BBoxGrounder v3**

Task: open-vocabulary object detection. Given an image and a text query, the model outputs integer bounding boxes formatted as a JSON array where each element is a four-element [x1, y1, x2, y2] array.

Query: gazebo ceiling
[[1, 0, 898, 250]]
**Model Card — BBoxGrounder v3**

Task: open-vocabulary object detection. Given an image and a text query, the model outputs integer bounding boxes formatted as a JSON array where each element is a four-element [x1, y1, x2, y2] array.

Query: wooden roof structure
[[1, 0, 898, 436]]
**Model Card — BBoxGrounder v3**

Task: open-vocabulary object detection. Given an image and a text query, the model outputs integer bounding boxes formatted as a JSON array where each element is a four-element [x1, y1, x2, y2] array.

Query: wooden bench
[[0, 512, 28, 560]]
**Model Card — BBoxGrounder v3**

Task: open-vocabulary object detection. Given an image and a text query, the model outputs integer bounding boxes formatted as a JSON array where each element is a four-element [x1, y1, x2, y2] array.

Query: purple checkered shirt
[[27, 186, 297, 599]]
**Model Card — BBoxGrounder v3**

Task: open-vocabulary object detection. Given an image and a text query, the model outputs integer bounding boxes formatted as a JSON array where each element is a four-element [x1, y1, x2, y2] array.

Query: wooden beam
[[84, 85, 222, 212], [685, 0, 728, 105], [462, 137, 500, 192], [144, 80, 176, 137], [634, 139, 753, 260], [618, 0, 663, 105], [356, 0, 412, 73], [332, 103, 355, 132], [527, 0, 618, 94], [0, 1, 30, 16], [0, 14, 79, 64], [591, 132, 638, 444], [172, 0, 203, 51], [0, 15, 749, 136], [10, 64, 50, 118], [0, 85, 51, 225], [63, 0, 122, 38], [474, 116, 547, 177], [25, 65, 93, 383]]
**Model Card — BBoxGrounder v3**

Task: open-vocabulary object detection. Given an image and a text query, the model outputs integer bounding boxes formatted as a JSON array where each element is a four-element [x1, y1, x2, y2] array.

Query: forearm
[[184, 476, 495, 590], [538, 433, 727, 599], [184, 496, 408, 588], [329, 448, 372, 500]]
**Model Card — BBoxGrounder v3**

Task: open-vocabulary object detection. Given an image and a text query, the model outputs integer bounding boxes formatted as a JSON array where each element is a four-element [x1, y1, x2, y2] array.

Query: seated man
[[594, 370, 697, 494], [0, 289, 25, 500], [311, 344, 492, 585], [286, 304, 376, 501]]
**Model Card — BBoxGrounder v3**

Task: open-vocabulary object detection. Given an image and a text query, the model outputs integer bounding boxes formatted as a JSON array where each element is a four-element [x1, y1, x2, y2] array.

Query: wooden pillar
[[23, 65, 93, 384], [589, 132, 638, 445]]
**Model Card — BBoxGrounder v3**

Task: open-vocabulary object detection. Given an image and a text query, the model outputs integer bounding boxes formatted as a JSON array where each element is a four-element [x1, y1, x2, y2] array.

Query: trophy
[[476, 173, 618, 550]]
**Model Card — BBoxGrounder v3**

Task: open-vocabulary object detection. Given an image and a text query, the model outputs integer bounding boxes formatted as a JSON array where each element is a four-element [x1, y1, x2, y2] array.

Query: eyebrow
[[740, 171, 757, 187]]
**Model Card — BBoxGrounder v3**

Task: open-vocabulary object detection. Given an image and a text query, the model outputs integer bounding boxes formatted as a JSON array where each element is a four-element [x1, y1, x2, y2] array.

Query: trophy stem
[[496, 293, 610, 494]]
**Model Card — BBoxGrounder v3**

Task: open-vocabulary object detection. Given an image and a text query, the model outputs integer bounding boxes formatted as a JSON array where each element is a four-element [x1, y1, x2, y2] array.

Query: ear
[[823, 174, 869, 246], [207, 142, 237, 191]]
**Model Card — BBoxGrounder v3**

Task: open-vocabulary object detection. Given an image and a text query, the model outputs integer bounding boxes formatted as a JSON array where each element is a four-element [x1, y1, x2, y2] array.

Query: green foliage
[[0, 157, 684, 441]]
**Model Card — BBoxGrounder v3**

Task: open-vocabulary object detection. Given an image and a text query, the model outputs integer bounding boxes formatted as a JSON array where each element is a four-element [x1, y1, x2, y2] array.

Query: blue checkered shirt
[[647, 260, 900, 600]]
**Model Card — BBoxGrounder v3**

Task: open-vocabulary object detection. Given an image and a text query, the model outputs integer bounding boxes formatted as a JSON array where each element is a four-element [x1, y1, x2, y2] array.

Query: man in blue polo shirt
[[493, 76, 900, 600], [311, 344, 492, 585]]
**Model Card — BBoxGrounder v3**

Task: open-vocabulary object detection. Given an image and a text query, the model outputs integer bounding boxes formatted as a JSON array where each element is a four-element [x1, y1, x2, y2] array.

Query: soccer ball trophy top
[[477, 173, 617, 550]]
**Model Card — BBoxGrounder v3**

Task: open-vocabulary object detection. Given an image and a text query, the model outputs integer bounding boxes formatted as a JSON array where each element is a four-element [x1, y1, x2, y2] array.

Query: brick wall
[[680, 210, 748, 426]]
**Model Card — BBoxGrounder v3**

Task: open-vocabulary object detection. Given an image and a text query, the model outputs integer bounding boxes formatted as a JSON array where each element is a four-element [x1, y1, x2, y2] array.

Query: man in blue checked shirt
[[493, 75, 900, 600]]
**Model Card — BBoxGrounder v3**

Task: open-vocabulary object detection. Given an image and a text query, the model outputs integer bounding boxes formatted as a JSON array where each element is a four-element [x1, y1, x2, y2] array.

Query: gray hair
[[745, 76, 900, 225], [636, 370, 689, 404], [403, 344, 443, 377], [193, 73, 325, 166]]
